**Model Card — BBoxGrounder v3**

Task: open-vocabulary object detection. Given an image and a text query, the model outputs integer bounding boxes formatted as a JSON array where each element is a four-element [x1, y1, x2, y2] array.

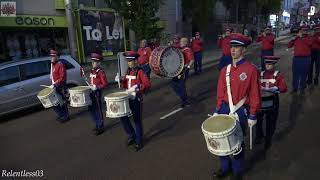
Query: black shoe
[[59, 117, 70, 123], [127, 137, 135, 146], [290, 89, 298, 94], [92, 127, 97, 132], [181, 100, 191, 108], [264, 140, 272, 150], [213, 169, 230, 179], [314, 79, 319, 86], [254, 137, 264, 145], [94, 128, 105, 136], [307, 80, 312, 85], [231, 174, 243, 180], [134, 143, 144, 152], [300, 89, 305, 95]]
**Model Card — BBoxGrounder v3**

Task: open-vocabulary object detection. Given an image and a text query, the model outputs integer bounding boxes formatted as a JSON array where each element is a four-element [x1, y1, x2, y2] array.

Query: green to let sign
[[0, 15, 67, 27]]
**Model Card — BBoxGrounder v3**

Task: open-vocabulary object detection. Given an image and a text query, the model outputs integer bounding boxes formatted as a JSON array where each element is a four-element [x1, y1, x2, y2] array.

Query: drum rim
[[69, 86, 91, 92], [150, 46, 185, 78], [201, 114, 237, 136], [104, 92, 129, 99], [37, 88, 54, 98], [159, 47, 185, 77]]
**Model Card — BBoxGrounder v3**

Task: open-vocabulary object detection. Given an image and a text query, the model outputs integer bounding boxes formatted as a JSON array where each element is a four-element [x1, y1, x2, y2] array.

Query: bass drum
[[149, 46, 184, 78]]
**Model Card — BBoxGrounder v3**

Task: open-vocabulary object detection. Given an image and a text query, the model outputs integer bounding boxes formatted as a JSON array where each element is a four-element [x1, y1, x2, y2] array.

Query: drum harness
[[226, 65, 247, 121], [125, 68, 143, 101], [260, 70, 279, 89], [226, 64, 246, 154]]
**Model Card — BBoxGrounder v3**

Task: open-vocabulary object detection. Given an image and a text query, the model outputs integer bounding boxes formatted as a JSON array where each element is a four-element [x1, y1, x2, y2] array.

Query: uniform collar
[[92, 66, 100, 71], [233, 58, 245, 67]]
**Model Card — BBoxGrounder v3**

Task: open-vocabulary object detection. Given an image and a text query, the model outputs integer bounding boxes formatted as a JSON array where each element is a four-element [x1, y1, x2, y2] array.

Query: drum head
[[38, 88, 53, 97], [160, 47, 184, 77], [106, 92, 128, 98], [203, 115, 235, 133], [70, 86, 91, 91]]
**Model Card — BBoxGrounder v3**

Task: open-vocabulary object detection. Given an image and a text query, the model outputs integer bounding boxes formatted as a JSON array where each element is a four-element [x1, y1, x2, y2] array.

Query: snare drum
[[261, 91, 275, 111], [149, 46, 185, 78], [69, 86, 92, 107], [37, 88, 63, 108], [104, 92, 132, 118], [201, 115, 243, 156]]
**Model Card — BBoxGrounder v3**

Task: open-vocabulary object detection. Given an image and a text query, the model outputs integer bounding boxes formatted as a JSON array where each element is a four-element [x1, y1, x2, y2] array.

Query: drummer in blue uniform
[[213, 33, 261, 180], [88, 53, 108, 136]]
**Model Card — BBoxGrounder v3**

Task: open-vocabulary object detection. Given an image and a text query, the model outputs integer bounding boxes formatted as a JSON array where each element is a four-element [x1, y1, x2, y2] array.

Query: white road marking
[[160, 108, 183, 120]]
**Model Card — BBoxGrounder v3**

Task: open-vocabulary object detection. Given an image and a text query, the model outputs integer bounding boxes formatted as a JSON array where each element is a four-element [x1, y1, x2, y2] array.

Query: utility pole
[[64, 0, 77, 58]]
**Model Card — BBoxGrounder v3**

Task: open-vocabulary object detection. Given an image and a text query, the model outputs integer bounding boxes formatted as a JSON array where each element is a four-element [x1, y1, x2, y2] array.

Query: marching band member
[[170, 37, 194, 108], [217, 27, 233, 71], [255, 56, 287, 150], [49, 49, 70, 123], [137, 39, 152, 78], [213, 33, 261, 180], [191, 32, 204, 74], [88, 53, 108, 136], [288, 25, 313, 94], [171, 35, 181, 48], [256, 26, 275, 71], [307, 25, 320, 86], [120, 51, 151, 151]]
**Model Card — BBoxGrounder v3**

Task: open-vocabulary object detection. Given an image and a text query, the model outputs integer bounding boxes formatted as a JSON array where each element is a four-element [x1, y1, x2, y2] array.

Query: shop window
[[0, 66, 20, 87], [21, 61, 50, 80], [79, 0, 95, 7]]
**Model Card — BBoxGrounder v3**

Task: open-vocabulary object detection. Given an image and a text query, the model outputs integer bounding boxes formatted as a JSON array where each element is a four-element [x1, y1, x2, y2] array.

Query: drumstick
[[80, 67, 91, 86], [250, 125, 253, 150]]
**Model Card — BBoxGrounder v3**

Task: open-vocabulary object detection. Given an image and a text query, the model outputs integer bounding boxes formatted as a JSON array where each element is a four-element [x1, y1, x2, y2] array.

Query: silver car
[[0, 55, 87, 116]]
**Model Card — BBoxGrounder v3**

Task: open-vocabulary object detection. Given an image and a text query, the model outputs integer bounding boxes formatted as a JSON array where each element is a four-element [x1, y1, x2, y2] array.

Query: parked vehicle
[[290, 23, 300, 33], [0, 55, 86, 116]]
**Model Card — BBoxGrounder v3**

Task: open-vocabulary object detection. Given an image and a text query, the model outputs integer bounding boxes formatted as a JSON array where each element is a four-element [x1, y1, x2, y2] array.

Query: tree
[[105, 0, 164, 41], [181, 0, 216, 32]]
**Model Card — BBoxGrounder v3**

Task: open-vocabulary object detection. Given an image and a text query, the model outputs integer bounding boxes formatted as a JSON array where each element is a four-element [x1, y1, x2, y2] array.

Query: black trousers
[[256, 107, 279, 145]]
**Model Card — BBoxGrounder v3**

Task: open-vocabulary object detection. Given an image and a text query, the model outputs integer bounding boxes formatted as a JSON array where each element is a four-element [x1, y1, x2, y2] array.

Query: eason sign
[[0, 15, 67, 27], [0, 1, 16, 17], [79, 9, 125, 57]]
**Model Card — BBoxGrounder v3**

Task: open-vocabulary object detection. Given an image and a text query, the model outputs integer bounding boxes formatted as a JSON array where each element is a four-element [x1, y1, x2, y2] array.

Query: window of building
[[0, 66, 20, 87], [0, 29, 69, 63]]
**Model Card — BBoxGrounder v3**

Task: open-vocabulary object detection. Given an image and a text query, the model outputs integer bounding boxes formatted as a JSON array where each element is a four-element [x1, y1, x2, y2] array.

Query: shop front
[[0, 15, 69, 63]]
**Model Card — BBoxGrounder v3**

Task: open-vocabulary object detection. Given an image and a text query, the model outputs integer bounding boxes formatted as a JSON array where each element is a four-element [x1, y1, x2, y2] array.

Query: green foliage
[[105, 0, 164, 40], [181, 0, 216, 31]]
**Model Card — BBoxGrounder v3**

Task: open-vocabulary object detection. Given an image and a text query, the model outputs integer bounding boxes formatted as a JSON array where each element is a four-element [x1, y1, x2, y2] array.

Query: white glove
[[49, 84, 55, 89], [90, 85, 97, 91], [248, 119, 257, 127], [115, 73, 120, 82], [126, 85, 137, 93]]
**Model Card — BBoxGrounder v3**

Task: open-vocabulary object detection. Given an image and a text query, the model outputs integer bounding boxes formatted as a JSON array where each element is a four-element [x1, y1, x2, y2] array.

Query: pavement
[[3, 33, 319, 180]]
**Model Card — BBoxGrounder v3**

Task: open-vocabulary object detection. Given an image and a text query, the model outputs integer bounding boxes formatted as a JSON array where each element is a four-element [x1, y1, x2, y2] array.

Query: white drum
[[104, 92, 132, 118], [201, 114, 243, 156], [69, 86, 92, 107], [37, 88, 63, 108]]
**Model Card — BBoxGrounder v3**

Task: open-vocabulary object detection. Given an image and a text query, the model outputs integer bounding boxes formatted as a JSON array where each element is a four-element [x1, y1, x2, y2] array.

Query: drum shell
[[261, 91, 275, 111], [149, 46, 184, 78], [104, 93, 132, 118], [201, 115, 243, 156], [69, 86, 92, 107], [37, 88, 63, 108]]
